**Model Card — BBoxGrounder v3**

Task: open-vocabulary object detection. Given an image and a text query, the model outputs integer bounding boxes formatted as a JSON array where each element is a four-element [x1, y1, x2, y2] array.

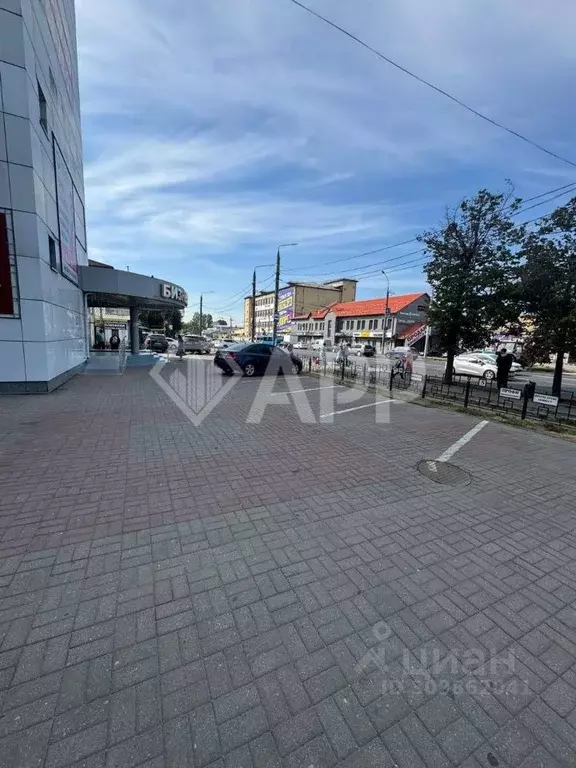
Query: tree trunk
[[444, 349, 455, 384], [552, 347, 565, 396]]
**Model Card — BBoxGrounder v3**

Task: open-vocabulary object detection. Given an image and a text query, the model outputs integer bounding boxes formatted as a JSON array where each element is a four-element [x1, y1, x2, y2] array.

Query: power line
[[286, 181, 576, 277], [288, 0, 576, 169], [285, 182, 576, 283]]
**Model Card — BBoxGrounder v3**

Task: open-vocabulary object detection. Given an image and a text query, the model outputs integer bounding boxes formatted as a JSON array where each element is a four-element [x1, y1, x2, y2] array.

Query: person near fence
[[496, 348, 513, 388], [176, 334, 185, 359]]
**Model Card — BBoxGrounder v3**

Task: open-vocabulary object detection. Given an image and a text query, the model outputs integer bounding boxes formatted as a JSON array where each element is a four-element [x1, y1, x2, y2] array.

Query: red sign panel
[[0, 213, 14, 315]]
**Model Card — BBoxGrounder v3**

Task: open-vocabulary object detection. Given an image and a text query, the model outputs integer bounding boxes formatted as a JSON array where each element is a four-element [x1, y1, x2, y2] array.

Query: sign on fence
[[500, 388, 522, 400], [410, 372, 423, 382], [533, 393, 559, 407]]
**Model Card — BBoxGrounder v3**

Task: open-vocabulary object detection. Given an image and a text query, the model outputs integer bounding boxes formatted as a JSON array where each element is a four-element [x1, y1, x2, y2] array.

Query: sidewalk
[[0, 365, 576, 767]]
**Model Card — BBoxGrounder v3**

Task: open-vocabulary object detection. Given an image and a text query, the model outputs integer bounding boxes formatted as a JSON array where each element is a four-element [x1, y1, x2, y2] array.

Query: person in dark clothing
[[496, 347, 513, 388], [109, 331, 120, 351]]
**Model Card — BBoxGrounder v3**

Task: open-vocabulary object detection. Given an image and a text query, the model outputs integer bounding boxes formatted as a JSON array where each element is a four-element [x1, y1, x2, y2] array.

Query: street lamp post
[[199, 291, 214, 336], [251, 264, 274, 342], [381, 270, 390, 354], [272, 243, 298, 345]]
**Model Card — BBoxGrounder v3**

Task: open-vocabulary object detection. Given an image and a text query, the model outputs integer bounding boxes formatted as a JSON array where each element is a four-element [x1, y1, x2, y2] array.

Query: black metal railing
[[306, 357, 575, 425]]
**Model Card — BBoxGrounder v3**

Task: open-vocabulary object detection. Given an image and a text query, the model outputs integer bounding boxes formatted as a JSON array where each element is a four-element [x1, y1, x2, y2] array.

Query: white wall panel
[[0, 339, 25, 380]]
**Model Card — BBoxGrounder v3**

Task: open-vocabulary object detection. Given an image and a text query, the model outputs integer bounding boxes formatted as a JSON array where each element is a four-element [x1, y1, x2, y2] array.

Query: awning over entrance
[[80, 264, 188, 311], [80, 263, 188, 355]]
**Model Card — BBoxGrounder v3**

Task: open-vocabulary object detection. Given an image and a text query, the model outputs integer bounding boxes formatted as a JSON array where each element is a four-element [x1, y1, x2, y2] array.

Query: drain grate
[[417, 459, 471, 486]]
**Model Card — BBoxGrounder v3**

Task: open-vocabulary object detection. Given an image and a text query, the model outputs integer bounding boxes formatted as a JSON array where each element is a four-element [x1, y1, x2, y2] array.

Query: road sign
[[533, 393, 559, 407], [273, 312, 279, 321], [385, 307, 391, 314], [500, 387, 522, 400], [478, 378, 487, 387], [410, 372, 423, 382]]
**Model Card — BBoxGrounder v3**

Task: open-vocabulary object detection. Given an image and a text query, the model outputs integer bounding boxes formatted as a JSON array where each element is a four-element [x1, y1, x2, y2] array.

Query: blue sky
[[75, 0, 576, 322]]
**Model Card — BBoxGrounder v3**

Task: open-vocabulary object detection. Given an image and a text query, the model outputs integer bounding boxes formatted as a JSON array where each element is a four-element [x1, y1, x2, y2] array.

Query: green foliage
[[519, 197, 576, 392], [185, 312, 213, 334], [418, 187, 523, 381]]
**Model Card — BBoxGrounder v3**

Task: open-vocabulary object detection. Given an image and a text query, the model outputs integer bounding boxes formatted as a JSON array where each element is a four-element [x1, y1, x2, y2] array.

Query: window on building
[[356, 319, 361, 329], [38, 81, 48, 134], [48, 235, 57, 271], [368, 319, 373, 330], [361, 320, 366, 329]]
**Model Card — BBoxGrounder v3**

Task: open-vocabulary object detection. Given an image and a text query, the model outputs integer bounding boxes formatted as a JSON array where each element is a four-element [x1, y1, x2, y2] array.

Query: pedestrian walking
[[176, 334, 185, 359], [320, 341, 327, 369], [95, 328, 105, 350], [496, 347, 512, 388]]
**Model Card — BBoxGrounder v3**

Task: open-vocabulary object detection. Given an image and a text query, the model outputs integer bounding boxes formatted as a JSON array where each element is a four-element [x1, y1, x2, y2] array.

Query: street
[[0, 362, 576, 767], [301, 349, 576, 394]]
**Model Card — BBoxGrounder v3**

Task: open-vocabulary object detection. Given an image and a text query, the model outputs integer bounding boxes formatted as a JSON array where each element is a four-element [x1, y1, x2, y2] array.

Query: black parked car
[[146, 333, 168, 353], [214, 343, 302, 377]]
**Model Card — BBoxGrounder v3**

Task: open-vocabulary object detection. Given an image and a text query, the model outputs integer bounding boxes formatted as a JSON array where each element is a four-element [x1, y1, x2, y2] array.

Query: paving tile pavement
[[0, 365, 575, 767]]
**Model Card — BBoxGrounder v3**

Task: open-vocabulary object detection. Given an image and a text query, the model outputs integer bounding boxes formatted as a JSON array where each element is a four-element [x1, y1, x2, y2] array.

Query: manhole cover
[[417, 459, 471, 486]]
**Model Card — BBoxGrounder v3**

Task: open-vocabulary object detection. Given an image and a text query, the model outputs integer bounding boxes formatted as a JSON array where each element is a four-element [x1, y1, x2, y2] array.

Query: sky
[[75, 0, 576, 322]]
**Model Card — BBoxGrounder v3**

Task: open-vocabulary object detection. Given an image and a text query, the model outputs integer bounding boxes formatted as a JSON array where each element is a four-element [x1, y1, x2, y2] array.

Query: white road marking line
[[436, 420, 488, 463], [270, 385, 344, 396], [320, 398, 397, 418]]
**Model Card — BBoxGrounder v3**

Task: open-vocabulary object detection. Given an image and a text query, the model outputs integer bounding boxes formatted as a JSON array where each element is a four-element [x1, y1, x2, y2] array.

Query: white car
[[474, 352, 522, 374], [453, 354, 511, 380], [166, 337, 178, 350], [293, 341, 307, 350]]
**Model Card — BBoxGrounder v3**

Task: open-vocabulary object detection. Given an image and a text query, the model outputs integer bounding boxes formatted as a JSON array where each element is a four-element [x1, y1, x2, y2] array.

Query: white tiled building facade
[[0, 0, 87, 391]]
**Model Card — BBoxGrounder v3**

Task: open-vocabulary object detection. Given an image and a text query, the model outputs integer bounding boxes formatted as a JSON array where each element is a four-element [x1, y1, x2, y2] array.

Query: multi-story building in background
[[293, 292, 430, 352], [0, 0, 88, 390], [243, 278, 357, 338]]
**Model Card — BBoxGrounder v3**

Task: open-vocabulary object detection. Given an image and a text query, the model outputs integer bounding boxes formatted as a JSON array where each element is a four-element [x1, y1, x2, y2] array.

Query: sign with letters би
[[161, 283, 188, 305]]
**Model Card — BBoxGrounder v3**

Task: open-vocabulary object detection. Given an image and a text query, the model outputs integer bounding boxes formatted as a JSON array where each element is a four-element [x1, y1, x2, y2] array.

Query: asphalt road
[[302, 350, 576, 395]]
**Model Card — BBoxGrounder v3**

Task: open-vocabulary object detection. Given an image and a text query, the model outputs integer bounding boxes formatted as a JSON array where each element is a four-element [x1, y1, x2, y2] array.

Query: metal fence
[[305, 356, 576, 425]]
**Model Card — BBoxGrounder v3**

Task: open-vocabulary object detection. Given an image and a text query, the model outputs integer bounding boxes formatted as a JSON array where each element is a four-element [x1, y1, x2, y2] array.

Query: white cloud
[[75, 0, 576, 321]]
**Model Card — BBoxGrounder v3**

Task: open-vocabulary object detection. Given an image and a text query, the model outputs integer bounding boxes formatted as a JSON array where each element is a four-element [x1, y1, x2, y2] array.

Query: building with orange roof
[[293, 292, 430, 352]]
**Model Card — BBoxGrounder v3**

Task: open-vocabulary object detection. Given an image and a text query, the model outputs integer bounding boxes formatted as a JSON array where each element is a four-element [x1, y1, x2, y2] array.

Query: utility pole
[[272, 243, 298, 345], [199, 294, 203, 337], [272, 249, 281, 346], [382, 270, 390, 354], [251, 270, 256, 341]]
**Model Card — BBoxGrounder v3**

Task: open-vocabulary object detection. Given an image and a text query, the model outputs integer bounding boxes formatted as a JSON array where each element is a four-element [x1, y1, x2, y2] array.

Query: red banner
[[0, 213, 14, 315]]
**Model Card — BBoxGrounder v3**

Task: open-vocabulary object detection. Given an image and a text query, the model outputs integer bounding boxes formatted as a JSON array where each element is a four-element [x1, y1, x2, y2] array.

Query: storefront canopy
[[80, 263, 188, 311]]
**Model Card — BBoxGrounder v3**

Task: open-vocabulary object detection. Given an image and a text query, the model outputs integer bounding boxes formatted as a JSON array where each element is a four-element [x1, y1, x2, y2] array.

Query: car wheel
[[483, 370, 495, 380], [244, 363, 256, 377], [290, 363, 300, 375]]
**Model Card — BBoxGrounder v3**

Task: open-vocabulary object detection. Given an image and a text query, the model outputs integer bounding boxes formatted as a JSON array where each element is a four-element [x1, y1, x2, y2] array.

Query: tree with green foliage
[[139, 309, 184, 334], [519, 197, 576, 395], [418, 187, 523, 383], [184, 312, 213, 335]]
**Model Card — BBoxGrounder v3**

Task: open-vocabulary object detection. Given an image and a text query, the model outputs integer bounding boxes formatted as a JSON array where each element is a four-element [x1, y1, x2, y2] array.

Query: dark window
[[48, 235, 57, 270], [361, 320, 366, 329], [368, 319, 373, 330], [38, 81, 48, 134], [356, 319, 361, 329]]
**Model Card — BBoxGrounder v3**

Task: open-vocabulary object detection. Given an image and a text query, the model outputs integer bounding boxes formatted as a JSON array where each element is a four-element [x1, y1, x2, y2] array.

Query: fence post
[[362, 364, 366, 385], [464, 377, 471, 408], [340, 360, 345, 383], [421, 374, 427, 399], [567, 393, 574, 423], [521, 384, 529, 420], [389, 369, 394, 394]]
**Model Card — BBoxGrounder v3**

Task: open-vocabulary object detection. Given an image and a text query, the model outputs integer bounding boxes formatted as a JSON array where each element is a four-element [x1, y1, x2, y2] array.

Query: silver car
[[183, 335, 211, 354]]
